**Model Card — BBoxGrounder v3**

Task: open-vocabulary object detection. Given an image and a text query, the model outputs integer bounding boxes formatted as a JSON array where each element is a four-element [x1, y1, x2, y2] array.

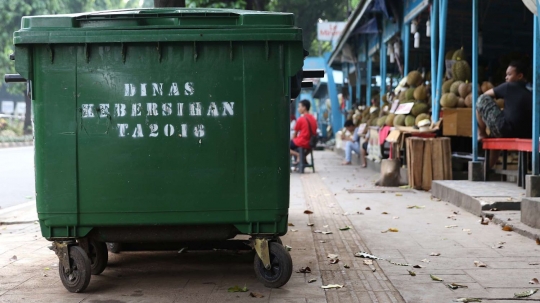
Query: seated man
[[476, 60, 532, 168], [341, 120, 359, 165], [290, 100, 317, 164]]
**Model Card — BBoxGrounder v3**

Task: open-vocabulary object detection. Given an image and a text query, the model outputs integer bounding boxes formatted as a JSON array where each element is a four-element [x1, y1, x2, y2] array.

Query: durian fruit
[[413, 85, 428, 101], [457, 98, 466, 107], [411, 102, 429, 117], [415, 113, 431, 126], [458, 82, 472, 98], [452, 47, 466, 61], [377, 116, 387, 127], [442, 79, 454, 93], [481, 81, 494, 93], [407, 71, 423, 87], [405, 87, 415, 100], [445, 49, 456, 60], [496, 98, 505, 109], [393, 114, 406, 126], [399, 89, 407, 102], [440, 92, 459, 108], [405, 115, 416, 127], [465, 93, 473, 107], [450, 81, 464, 95], [385, 113, 396, 126], [452, 60, 471, 81]]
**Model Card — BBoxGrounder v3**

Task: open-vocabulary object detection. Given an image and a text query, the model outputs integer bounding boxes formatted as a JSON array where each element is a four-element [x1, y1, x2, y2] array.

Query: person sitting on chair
[[476, 60, 532, 168], [290, 100, 317, 165], [341, 120, 359, 166]]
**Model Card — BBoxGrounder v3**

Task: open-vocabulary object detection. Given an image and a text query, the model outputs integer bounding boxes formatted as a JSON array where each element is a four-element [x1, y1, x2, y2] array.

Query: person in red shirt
[[290, 100, 317, 164]]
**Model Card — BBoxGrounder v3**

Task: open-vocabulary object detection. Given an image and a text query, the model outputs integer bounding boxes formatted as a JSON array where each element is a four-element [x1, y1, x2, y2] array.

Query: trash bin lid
[[14, 8, 301, 44]]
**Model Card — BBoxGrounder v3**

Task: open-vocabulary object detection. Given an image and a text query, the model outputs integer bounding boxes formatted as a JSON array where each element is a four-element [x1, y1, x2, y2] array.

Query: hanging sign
[[368, 34, 380, 56], [404, 0, 429, 23], [317, 22, 347, 41]]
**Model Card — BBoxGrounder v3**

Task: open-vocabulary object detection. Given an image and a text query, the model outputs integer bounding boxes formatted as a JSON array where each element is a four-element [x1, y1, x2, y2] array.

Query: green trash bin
[[9, 8, 311, 293]]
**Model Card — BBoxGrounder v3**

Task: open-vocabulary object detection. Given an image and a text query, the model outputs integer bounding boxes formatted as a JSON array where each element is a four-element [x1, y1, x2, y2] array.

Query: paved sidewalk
[[1, 150, 540, 302]]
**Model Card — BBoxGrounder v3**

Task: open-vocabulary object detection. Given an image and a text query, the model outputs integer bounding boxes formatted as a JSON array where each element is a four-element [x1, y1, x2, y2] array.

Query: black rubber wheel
[[106, 242, 122, 254], [88, 240, 108, 275], [59, 246, 91, 293], [273, 237, 283, 245], [253, 241, 292, 288]]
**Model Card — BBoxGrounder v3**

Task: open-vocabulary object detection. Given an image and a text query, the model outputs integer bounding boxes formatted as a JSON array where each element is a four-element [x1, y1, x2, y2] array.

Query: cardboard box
[[441, 108, 472, 137]]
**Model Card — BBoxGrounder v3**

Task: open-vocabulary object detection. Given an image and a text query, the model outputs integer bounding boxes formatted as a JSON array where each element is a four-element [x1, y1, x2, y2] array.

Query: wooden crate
[[406, 137, 452, 190], [442, 108, 472, 137]]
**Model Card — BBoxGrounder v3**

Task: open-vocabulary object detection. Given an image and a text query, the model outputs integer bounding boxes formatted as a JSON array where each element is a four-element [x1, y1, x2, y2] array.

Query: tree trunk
[[154, 0, 185, 7], [23, 88, 32, 135]]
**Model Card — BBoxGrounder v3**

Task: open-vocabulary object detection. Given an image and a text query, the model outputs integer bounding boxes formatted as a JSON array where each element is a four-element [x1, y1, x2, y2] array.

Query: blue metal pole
[[367, 58, 372, 107], [380, 35, 387, 106], [532, 3, 540, 175], [403, 23, 410, 76], [433, 0, 448, 122], [356, 61, 362, 105], [430, 1, 438, 116], [324, 52, 341, 138], [471, 0, 479, 161]]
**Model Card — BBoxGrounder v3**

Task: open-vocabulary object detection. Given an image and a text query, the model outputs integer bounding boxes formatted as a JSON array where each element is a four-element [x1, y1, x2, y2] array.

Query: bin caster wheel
[[272, 237, 283, 245], [89, 240, 108, 275], [254, 242, 292, 288], [59, 246, 91, 293], [106, 242, 122, 254]]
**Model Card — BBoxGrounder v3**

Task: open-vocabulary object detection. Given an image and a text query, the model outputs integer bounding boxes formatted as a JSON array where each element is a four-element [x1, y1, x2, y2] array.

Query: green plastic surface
[[14, 8, 303, 239]]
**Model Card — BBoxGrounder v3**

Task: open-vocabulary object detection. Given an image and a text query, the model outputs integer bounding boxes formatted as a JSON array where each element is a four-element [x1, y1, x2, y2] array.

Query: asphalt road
[[0, 146, 35, 209]]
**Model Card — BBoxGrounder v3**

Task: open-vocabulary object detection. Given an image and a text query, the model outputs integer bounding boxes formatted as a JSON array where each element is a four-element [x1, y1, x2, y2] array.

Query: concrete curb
[[0, 201, 37, 225], [482, 210, 540, 242], [0, 141, 33, 148]]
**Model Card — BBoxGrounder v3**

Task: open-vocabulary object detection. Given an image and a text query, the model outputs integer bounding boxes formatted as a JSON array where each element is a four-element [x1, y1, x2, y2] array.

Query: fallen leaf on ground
[[285, 245, 292, 251], [249, 292, 264, 298], [9, 255, 17, 262], [42, 274, 47, 277], [296, 267, 311, 273], [228, 285, 248, 292], [307, 223, 314, 226], [536, 238, 540, 245], [529, 278, 539, 284], [330, 258, 339, 264], [357, 212, 364, 215], [44, 267, 50, 270], [421, 259, 430, 263], [399, 185, 411, 189], [313, 230, 322, 233], [344, 264, 350, 269], [323, 225, 329, 228], [453, 211, 460, 215], [327, 254, 339, 259], [319, 240, 326, 243], [288, 223, 294, 226], [445, 225, 458, 228], [395, 193, 403, 197], [480, 217, 489, 225], [290, 229, 298, 232], [502, 225, 513, 232], [430, 274, 444, 281], [407, 205, 425, 209], [413, 265, 424, 268], [388, 228, 399, 232], [321, 284, 344, 289], [473, 261, 487, 267], [363, 259, 373, 265], [448, 283, 468, 290], [339, 226, 351, 231], [308, 278, 317, 283], [447, 215, 457, 220], [393, 216, 399, 219], [453, 298, 482, 302], [382, 212, 389, 215], [304, 210, 313, 214], [514, 289, 539, 298], [530, 262, 540, 265], [407, 270, 416, 276], [365, 207, 371, 210], [430, 252, 441, 256], [322, 231, 333, 235]]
